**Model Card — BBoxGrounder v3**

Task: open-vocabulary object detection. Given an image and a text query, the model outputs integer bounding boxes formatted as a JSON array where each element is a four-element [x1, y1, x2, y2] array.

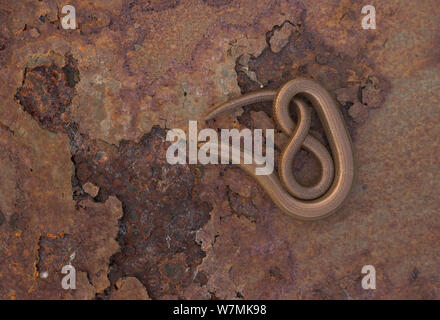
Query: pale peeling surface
[[0, 0, 439, 299]]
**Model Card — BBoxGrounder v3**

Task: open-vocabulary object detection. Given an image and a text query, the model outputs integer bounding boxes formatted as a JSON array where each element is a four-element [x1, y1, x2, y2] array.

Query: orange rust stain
[[46, 232, 65, 239]]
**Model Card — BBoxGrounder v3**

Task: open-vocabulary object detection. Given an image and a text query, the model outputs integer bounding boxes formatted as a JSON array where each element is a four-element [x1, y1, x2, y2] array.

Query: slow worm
[[205, 79, 354, 220]]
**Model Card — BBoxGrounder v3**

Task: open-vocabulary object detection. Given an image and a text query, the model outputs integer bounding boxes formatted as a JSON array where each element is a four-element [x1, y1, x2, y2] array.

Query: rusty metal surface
[[0, 0, 439, 299]]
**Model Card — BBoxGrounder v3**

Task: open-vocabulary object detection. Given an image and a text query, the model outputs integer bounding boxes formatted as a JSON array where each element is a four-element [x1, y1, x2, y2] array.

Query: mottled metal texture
[[0, 0, 439, 299]]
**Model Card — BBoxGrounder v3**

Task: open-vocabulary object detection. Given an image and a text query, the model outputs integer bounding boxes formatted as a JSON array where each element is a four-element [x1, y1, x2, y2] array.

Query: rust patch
[[14, 54, 79, 133], [2, 0, 439, 300], [236, 18, 390, 138], [72, 128, 212, 299], [35, 197, 123, 297], [14, 52, 212, 299]]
